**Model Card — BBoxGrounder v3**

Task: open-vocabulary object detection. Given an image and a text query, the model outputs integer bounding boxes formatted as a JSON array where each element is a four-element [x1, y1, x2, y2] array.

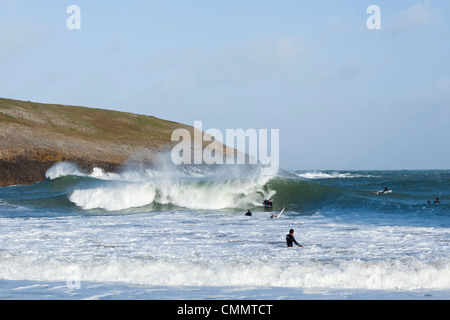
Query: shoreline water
[[1, 280, 450, 300]]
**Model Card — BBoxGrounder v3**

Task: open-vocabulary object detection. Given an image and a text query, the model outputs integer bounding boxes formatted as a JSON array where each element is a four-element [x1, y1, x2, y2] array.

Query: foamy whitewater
[[0, 162, 449, 299]]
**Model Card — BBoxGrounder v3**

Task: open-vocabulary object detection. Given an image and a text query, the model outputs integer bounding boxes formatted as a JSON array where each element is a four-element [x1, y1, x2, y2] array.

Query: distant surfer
[[245, 210, 252, 216], [286, 229, 304, 248], [271, 207, 285, 219], [434, 198, 440, 204], [377, 187, 391, 195]]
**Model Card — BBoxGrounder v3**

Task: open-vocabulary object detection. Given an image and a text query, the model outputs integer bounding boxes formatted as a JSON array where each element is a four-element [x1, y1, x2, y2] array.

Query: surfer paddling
[[286, 229, 304, 248], [428, 198, 441, 204], [377, 187, 391, 195]]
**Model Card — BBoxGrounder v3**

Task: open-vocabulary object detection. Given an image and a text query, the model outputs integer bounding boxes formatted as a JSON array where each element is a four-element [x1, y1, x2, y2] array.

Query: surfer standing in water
[[286, 229, 304, 248]]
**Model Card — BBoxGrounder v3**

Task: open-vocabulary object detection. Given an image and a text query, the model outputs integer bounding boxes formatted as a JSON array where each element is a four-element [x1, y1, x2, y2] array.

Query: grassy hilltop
[[0, 98, 222, 186]]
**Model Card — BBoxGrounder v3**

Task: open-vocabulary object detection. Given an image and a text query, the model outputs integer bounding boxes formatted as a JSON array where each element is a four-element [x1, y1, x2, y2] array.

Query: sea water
[[0, 161, 449, 300]]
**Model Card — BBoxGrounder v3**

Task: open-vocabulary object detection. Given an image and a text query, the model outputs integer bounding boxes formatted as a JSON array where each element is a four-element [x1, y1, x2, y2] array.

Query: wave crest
[[46, 162, 281, 211]]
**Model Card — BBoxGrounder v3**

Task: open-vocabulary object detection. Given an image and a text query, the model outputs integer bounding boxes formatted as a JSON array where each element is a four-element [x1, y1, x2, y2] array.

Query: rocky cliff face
[[0, 98, 226, 187]]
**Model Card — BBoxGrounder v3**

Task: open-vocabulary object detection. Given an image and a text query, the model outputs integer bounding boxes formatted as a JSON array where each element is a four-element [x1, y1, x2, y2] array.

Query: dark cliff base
[[0, 156, 51, 187], [0, 154, 120, 187]]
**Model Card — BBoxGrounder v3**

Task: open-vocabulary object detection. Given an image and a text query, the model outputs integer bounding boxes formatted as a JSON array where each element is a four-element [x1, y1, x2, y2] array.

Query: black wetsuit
[[263, 200, 272, 207], [286, 234, 302, 248]]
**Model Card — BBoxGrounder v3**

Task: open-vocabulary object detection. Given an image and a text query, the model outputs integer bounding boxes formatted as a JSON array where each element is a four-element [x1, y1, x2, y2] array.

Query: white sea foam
[[90, 167, 121, 180], [43, 161, 276, 211], [295, 171, 370, 179], [68, 176, 272, 211], [1, 212, 450, 292], [45, 162, 87, 180], [45, 162, 121, 181], [3, 254, 450, 290], [70, 183, 156, 211]]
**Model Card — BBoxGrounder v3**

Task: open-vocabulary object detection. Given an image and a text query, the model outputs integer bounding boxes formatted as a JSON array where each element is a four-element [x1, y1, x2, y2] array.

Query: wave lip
[[45, 162, 87, 180]]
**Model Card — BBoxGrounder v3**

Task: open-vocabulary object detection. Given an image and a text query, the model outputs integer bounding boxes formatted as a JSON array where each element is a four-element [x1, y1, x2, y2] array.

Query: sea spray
[[46, 160, 277, 211], [45, 162, 86, 180], [42, 160, 337, 212]]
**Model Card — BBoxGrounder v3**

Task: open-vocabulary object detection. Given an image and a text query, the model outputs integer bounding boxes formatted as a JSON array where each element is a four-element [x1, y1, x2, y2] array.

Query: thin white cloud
[[388, 1, 442, 35], [142, 35, 310, 91], [413, 76, 450, 109]]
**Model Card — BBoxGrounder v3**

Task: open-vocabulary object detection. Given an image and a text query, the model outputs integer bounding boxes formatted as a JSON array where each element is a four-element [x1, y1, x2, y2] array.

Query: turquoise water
[[0, 163, 449, 299]]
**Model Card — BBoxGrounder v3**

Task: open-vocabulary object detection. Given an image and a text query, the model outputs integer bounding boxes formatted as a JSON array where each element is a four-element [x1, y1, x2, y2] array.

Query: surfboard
[[376, 190, 392, 195], [275, 207, 285, 218]]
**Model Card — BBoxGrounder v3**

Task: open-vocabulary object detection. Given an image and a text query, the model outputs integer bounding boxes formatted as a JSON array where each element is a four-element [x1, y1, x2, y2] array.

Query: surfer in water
[[271, 207, 285, 219], [377, 187, 391, 195], [245, 210, 252, 216], [286, 229, 304, 248], [263, 199, 273, 208], [434, 198, 440, 204]]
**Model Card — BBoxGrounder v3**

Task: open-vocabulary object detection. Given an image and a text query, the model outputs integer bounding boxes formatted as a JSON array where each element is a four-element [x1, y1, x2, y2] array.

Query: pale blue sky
[[1, 0, 449, 170]]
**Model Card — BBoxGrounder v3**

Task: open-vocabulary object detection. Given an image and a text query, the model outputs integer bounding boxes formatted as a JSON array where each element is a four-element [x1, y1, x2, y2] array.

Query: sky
[[0, 0, 449, 170]]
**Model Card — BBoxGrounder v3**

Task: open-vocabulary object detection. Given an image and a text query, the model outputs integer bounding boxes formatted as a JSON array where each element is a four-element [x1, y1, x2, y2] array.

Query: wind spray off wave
[[47, 161, 279, 212]]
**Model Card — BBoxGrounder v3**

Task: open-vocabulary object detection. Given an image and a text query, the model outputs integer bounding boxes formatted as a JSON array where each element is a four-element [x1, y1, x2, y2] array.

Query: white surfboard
[[376, 190, 392, 195], [275, 207, 285, 218]]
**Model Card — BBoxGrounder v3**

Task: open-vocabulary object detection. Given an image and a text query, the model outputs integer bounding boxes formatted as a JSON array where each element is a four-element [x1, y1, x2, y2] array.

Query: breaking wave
[[43, 161, 334, 212]]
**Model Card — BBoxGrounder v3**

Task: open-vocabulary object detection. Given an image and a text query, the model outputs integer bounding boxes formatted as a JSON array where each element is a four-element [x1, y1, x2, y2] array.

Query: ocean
[[0, 161, 449, 300]]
